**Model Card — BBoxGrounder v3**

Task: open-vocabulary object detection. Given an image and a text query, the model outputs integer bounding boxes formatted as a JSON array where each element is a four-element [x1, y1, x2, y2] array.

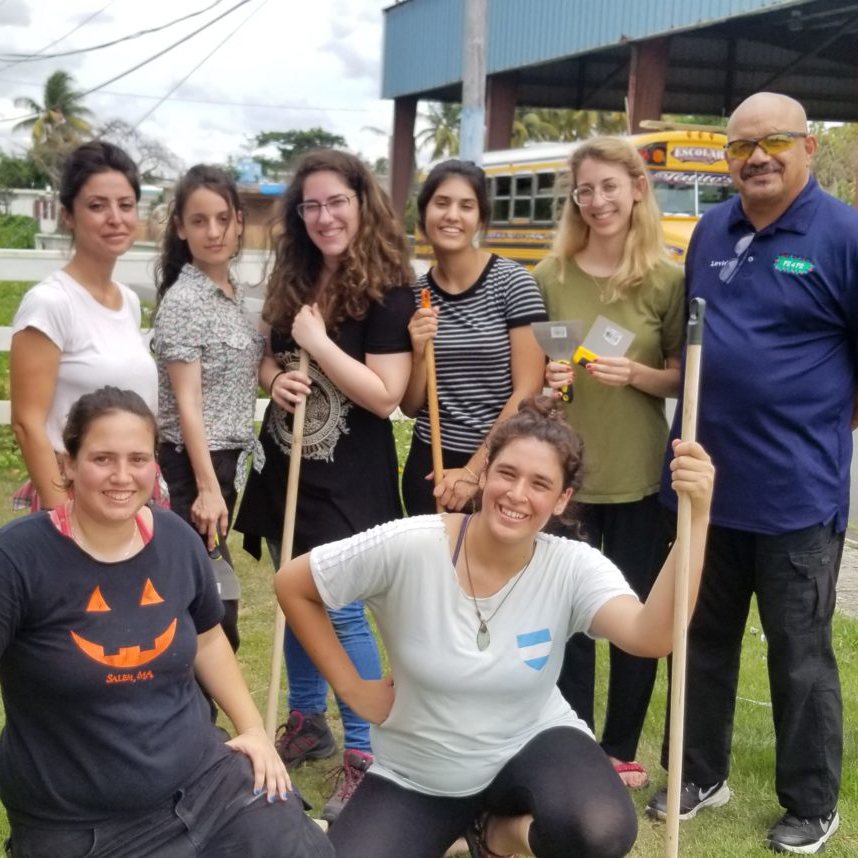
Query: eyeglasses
[[570, 180, 628, 207], [718, 232, 755, 284], [297, 193, 356, 221], [724, 132, 807, 160]]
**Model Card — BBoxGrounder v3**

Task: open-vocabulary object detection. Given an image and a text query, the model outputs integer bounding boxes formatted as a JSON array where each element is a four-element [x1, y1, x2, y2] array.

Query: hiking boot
[[765, 809, 839, 854], [645, 780, 731, 821], [321, 749, 373, 825], [274, 710, 337, 766]]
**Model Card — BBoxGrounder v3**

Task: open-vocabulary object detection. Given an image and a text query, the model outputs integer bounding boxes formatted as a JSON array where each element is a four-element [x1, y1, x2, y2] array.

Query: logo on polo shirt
[[774, 254, 814, 275], [517, 628, 552, 671]]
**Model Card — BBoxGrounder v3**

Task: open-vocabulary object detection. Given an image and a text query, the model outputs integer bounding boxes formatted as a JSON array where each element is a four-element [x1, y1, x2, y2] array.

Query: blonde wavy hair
[[551, 136, 666, 303], [262, 150, 414, 331]]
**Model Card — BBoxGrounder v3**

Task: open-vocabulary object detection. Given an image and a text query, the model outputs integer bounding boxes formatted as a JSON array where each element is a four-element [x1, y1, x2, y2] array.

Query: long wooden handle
[[265, 349, 311, 739], [421, 288, 444, 512], [665, 298, 706, 858]]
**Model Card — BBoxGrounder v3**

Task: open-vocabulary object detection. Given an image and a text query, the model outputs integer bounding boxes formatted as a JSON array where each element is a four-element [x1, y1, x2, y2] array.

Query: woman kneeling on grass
[[0, 387, 331, 858], [277, 396, 713, 858]]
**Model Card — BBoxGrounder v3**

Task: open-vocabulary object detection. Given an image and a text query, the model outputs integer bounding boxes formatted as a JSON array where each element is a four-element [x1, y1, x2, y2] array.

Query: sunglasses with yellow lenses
[[725, 132, 807, 160]]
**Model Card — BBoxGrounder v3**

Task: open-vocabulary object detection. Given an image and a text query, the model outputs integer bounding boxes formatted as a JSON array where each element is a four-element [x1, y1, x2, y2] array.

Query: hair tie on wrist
[[463, 465, 479, 482], [269, 370, 287, 395]]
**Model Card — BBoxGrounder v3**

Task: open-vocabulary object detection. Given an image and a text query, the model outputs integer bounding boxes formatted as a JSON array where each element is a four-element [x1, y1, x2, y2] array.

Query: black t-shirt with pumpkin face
[[0, 508, 224, 826]]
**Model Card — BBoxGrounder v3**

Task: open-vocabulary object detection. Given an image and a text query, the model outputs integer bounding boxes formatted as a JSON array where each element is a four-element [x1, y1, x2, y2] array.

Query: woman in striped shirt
[[401, 160, 547, 514]]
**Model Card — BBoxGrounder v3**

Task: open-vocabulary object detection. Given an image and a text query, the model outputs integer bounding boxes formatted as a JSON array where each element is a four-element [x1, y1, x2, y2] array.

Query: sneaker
[[765, 809, 839, 854], [274, 710, 337, 766], [645, 780, 731, 821], [321, 749, 373, 825]]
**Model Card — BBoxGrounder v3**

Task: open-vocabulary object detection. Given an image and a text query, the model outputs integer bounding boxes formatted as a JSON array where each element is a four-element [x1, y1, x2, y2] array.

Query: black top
[[235, 286, 414, 558]]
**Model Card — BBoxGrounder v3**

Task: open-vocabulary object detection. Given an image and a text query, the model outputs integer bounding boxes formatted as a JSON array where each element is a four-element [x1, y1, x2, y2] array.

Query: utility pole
[[459, 0, 487, 164]]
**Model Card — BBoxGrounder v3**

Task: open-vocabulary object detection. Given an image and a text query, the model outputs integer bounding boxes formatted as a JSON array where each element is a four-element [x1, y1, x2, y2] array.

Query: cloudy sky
[[0, 0, 404, 172]]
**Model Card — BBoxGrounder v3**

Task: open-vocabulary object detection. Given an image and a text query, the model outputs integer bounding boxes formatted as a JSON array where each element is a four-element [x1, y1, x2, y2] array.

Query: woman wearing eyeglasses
[[234, 150, 414, 824], [533, 137, 685, 790]]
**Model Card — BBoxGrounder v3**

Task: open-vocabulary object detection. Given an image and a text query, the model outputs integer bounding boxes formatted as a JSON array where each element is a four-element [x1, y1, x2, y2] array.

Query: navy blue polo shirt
[[661, 177, 858, 534]]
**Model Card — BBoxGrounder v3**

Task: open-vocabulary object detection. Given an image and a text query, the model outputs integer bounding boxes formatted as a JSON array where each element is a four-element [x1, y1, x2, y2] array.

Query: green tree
[[415, 103, 461, 159], [812, 122, 858, 205], [253, 128, 347, 176], [13, 70, 93, 145], [0, 151, 49, 190]]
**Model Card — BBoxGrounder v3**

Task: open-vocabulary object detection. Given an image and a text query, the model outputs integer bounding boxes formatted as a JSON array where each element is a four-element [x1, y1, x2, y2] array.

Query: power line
[[0, 1, 118, 72], [1, 1, 228, 63], [131, 0, 269, 129], [78, 0, 251, 98]]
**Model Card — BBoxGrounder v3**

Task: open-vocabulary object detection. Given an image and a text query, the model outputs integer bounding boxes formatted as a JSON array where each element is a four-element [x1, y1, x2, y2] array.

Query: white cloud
[[0, 0, 396, 170]]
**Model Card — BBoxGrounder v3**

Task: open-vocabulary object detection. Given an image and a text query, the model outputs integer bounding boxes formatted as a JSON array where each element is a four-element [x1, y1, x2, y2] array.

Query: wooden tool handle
[[265, 349, 311, 738], [421, 288, 444, 512]]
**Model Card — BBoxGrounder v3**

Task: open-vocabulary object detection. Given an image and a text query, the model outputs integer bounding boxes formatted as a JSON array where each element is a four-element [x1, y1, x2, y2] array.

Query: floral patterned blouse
[[152, 264, 264, 477]]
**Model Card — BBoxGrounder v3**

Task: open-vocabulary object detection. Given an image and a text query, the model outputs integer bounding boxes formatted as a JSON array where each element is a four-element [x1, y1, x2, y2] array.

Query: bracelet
[[463, 464, 479, 482], [268, 370, 287, 395]]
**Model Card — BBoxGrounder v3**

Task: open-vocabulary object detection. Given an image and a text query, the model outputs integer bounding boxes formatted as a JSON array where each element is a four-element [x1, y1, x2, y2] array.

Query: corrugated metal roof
[[382, 0, 806, 98]]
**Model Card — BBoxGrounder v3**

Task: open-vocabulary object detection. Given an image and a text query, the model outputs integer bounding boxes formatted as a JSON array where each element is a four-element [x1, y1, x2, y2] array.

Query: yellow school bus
[[415, 130, 732, 267]]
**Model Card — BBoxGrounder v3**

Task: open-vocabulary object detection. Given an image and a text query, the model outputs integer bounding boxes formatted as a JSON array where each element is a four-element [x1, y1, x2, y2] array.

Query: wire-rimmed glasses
[[297, 194, 356, 221]]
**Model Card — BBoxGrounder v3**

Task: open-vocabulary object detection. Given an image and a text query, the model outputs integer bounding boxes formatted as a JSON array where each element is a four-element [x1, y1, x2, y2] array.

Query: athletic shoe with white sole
[[645, 780, 731, 821], [765, 809, 839, 854]]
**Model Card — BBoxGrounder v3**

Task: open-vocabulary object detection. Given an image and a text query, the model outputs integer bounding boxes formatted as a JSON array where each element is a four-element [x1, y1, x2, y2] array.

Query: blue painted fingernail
[[253, 787, 263, 796], [267, 794, 276, 803], [281, 791, 289, 801]]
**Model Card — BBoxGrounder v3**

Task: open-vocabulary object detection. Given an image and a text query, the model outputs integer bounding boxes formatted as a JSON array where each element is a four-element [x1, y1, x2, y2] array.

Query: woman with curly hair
[[234, 149, 414, 824], [534, 136, 685, 790]]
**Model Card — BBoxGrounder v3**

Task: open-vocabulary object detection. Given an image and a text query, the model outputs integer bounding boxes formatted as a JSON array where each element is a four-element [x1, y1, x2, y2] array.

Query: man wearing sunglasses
[[647, 92, 858, 854]]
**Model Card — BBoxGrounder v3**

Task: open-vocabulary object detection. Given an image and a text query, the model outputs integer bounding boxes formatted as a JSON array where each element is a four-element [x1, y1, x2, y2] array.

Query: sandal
[[612, 760, 650, 790], [463, 814, 517, 858]]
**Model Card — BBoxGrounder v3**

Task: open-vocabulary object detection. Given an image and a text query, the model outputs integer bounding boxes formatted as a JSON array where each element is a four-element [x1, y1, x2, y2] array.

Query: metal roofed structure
[[382, 0, 858, 216]]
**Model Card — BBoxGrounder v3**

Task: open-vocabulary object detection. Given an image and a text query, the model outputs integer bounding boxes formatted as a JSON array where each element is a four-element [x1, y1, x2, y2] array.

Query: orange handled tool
[[421, 289, 444, 512]]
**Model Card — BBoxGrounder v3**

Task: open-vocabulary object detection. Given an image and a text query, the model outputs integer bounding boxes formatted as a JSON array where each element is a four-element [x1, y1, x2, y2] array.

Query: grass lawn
[[0, 282, 855, 854]]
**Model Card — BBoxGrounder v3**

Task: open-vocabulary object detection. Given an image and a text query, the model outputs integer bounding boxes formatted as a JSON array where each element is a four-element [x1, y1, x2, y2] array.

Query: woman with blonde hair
[[234, 149, 414, 824], [534, 136, 685, 789]]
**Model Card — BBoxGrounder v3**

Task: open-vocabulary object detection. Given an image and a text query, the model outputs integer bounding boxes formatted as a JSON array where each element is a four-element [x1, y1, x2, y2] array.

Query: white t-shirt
[[311, 515, 635, 797], [12, 271, 158, 450]]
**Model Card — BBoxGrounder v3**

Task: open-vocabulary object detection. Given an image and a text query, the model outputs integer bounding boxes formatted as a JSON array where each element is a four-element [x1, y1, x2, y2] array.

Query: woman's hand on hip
[[345, 677, 396, 725]]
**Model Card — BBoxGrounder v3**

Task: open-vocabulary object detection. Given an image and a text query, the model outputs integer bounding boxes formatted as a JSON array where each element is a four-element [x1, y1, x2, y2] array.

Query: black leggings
[[329, 727, 637, 858]]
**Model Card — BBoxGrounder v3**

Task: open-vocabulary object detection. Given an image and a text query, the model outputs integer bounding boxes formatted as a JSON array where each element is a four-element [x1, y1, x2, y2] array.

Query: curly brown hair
[[262, 150, 414, 331]]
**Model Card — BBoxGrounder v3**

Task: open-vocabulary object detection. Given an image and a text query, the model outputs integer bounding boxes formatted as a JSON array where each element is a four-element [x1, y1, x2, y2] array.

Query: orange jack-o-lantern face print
[[70, 578, 177, 668]]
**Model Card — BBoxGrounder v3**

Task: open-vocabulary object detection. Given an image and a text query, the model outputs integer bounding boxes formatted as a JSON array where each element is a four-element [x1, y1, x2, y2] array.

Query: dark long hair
[[156, 164, 243, 299], [59, 141, 140, 212], [417, 159, 490, 232], [262, 149, 413, 333]]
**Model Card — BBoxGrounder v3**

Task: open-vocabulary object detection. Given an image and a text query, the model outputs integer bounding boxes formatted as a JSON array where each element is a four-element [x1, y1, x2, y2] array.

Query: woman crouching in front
[[0, 387, 331, 858], [277, 396, 713, 858]]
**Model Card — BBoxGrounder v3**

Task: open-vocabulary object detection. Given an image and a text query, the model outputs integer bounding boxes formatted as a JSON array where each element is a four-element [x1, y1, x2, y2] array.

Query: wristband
[[268, 370, 287, 395]]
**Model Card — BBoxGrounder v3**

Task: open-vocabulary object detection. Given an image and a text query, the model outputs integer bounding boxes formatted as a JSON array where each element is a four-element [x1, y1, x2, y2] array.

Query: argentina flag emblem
[[517, 628, 552, 671]]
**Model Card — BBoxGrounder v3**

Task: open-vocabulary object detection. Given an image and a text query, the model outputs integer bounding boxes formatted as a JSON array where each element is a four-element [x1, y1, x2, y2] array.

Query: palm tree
[[415, 103, 461, 159], [511, 109, 559, 148], [13, 70, 93, 145]]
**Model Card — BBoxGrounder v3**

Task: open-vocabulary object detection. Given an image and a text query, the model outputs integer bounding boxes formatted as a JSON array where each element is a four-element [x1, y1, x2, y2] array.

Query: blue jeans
[[268, 540, 380, 752]]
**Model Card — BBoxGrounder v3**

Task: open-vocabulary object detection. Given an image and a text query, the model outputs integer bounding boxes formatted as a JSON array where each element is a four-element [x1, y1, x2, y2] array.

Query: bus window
[[651, 181, 697, 216], [493, 175, 511, 223], [512, 174, 533, 220], [698, 183, 734, 212], [534, 171, 556, 223]]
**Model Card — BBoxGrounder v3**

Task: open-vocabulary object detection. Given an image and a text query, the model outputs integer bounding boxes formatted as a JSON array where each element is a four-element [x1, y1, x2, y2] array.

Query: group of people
[[0, 88, 854, 858]]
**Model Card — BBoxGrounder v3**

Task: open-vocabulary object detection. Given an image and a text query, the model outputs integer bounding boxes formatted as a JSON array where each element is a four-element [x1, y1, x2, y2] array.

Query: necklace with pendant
[[70, 503, 139, 563], [462, 517, 535, 651]]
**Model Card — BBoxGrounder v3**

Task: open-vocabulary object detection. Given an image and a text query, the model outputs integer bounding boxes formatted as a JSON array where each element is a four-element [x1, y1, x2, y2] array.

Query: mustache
[[742, 163, 782, 179]]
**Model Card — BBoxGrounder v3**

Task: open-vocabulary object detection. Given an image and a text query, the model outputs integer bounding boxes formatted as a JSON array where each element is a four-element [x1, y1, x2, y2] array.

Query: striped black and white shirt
[[412, 254, 547, 454]]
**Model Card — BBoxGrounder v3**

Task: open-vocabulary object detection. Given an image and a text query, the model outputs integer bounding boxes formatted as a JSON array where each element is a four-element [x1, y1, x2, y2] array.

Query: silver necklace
[[70, 504, 139, 563], [462, 518, 535, 651]]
